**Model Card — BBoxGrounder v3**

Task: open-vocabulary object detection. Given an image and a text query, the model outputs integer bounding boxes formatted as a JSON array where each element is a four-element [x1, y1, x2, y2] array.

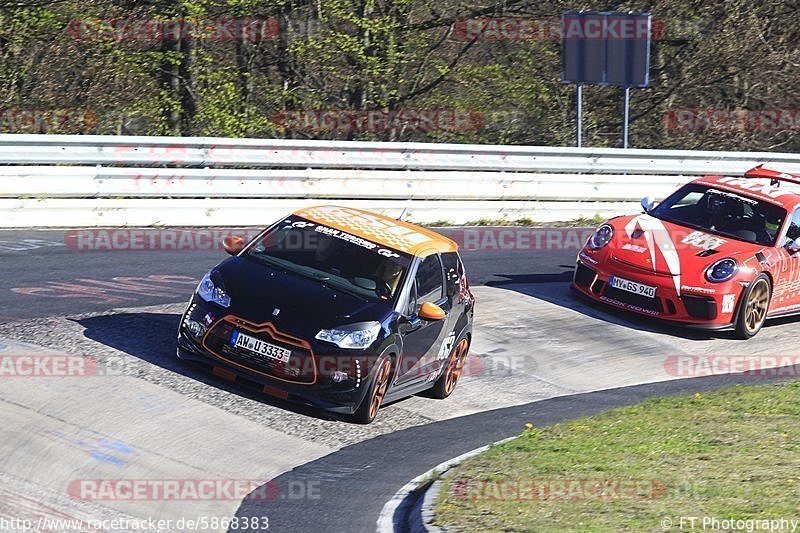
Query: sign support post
[[577, 84, 583, 147], [623, 86, 631, 148]]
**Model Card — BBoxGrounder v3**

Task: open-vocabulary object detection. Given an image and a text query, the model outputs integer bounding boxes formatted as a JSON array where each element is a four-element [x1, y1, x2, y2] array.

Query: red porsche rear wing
[[743, 165, 800, 187]]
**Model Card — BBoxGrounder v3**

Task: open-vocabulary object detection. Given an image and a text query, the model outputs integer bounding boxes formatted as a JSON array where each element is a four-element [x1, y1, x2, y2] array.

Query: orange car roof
[[293, 205, 458, 256]]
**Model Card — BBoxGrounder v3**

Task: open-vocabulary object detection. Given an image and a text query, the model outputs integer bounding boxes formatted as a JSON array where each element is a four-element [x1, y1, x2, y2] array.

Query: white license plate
[[610, 276, 657, 298], [230, 331, 291, 363]]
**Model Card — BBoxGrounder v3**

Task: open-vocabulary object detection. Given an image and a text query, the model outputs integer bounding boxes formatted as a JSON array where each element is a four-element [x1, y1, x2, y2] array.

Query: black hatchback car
[[177, 205, 475, 423]]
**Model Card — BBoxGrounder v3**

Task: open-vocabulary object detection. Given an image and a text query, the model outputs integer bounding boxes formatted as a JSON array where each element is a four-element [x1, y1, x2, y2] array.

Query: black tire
[[429, 337, 470, 399], [735, 274, 771, 339], [351, 356, 393, 424]]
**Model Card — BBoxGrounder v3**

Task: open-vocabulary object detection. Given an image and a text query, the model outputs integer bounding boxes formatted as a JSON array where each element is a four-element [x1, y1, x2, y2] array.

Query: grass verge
[[434, 381, 800, 532], [426, 214, 606, 228]]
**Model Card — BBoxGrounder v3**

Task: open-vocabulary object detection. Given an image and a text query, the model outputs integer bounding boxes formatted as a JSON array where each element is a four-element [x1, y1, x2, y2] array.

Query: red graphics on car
[[573, 166, 800, 338]]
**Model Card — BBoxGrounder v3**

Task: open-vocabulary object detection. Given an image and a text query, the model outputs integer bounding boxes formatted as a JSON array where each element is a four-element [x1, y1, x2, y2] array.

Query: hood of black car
[[212, 256, 392, 329]]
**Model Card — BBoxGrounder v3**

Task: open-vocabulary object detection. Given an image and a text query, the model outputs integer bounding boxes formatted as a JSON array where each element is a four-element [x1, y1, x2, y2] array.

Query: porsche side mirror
[[641, 196, 657, 213], [223, 235, 246, 255], [786, 237, 800, 253], [418, 301, 446, 321]]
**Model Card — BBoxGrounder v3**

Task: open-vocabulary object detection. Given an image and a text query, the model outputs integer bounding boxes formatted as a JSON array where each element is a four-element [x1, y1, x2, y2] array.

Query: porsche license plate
[[609, 276, 656, 298]]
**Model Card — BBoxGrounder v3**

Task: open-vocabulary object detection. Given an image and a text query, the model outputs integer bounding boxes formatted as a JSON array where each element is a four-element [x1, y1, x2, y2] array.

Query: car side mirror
[[418, 301, 446, 321], [641, 196, 657, 213], [223, 235, 246, 255], [786, 237, 800, 253]]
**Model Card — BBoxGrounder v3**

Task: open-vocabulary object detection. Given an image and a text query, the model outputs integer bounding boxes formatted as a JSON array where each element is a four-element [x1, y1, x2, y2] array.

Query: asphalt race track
[[2, 228, 800, 532]]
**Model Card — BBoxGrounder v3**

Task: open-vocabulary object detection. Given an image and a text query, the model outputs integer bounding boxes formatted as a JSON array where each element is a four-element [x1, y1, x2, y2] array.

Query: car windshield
[[649, 184, 787, 246], [244, 216, 412, 303]]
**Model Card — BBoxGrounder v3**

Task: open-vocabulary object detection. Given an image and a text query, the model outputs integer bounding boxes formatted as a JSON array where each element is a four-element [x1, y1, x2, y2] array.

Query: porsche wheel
[[352, 356, 392, 424], [735, 274, 771, 339], [430, 338, 469, 399]]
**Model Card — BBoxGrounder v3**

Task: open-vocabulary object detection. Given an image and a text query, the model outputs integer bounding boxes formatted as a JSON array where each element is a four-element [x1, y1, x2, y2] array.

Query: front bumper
[[176, 297, 373, 414], [572, 255, 742, 328]]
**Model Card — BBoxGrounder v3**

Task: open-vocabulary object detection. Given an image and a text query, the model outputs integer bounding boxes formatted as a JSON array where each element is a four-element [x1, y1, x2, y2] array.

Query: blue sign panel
[[561, 11, 651, 88]]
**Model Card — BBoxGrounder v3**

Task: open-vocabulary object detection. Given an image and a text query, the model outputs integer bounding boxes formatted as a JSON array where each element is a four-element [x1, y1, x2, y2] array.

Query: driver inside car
[[705, 194, 773, 244], [706, 194, 734, 231]]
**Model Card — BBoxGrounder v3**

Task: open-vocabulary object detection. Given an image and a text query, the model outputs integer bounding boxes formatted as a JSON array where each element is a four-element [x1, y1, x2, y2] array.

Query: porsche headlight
[[197, 271, 231, 308], [315, 321, 381, 349], [705, 258, 738, 283], [588, 224, 614, 249]]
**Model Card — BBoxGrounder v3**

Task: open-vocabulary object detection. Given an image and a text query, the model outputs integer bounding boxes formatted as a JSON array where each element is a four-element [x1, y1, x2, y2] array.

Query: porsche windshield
[[650, 184, 787, 246], [244, 216, 411, 302]]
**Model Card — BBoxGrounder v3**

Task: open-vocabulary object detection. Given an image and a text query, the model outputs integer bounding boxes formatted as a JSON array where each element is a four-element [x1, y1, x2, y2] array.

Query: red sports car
[[573, 166, 800, 338]]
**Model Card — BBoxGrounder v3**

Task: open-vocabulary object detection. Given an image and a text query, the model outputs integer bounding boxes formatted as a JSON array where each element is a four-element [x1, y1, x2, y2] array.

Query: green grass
[[425, 214, 606, 228], [434, 382, 800, 532]]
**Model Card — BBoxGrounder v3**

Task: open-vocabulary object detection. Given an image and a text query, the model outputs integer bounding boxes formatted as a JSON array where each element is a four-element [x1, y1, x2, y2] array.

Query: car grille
[[574, 262, 596, 287], [591, 279, 606, 294], [681, 295, 718, 319], [202, 318, 316, 384], [602, 286, 664, 313]]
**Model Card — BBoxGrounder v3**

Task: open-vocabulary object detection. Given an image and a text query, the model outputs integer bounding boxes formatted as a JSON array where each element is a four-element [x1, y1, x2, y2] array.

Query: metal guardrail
[[1, 134, 799, 226], [2, 134, 800, 173]]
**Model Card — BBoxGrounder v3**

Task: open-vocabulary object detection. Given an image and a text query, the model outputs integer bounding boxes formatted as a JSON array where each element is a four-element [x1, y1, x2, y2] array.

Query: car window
[[650, 184, 787, 246], [440, 252, 462, 296], [244, 216, 411, 303], [406, 254, 444, 315], [786, 209, 800, 242], [416, 254, 444, 303], [670, 191, 704, 208]]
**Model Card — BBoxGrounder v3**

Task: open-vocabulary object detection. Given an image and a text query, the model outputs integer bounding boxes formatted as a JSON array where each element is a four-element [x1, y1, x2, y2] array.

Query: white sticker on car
[[681, 231, 726, 251], [722, 294, 735, 314], [437, 332, 456, 361], [624, 215, 682, 294], [621, 243, 647, 253]]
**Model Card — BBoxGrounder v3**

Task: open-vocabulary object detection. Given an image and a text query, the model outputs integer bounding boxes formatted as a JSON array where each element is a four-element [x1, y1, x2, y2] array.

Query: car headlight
[[315, 321, 381, 349], [705, 258, 738, 283], [588, 224, 614, 249], [197, 271, 231, 308]]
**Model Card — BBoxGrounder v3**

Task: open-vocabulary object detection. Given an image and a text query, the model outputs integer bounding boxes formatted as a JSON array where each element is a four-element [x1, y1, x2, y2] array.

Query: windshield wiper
[[292, 268, 367, 300], [247, 252, 291, 272], [247, 252, 368, 300]]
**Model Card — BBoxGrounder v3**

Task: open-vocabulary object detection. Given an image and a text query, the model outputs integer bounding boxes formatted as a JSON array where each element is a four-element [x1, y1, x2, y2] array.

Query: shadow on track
[[75, 312, 341, 422], [483, 268, 744, 341]]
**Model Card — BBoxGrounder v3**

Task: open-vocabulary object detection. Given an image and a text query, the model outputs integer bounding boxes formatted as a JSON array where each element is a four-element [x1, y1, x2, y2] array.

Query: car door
[[395, 252, 449, 386], [425, 251, 466, 376], [771, 207, 800, 312]]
